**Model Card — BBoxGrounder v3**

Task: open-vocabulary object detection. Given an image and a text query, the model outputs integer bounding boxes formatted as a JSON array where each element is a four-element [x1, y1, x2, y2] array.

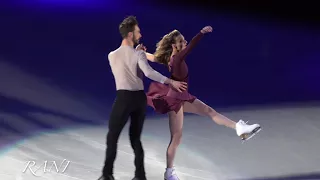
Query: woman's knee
[[171, 131, 183, 145], [202, 105, 218, 117], [209, 107, 218, 117]]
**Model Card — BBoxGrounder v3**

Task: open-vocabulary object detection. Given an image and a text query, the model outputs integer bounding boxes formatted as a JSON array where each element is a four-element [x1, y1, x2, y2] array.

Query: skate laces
[[239, 120, 249, 125], [171, 168, 177, 175]]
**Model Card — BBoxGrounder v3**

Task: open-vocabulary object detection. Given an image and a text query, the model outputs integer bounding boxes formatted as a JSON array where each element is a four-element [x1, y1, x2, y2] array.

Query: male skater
[[98, 16, 187, 180]]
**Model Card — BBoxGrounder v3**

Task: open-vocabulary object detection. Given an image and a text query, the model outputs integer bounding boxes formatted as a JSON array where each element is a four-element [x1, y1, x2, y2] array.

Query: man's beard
[[133, 34, 140, 46]]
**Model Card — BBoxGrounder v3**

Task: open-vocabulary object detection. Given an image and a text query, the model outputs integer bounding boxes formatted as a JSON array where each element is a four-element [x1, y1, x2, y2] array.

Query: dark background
[[0, 0, 319, 145]]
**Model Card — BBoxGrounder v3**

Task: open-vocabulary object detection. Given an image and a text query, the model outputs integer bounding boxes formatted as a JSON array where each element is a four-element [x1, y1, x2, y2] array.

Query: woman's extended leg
[[183, 99, 261, 140], [183, 99, 236, 129]]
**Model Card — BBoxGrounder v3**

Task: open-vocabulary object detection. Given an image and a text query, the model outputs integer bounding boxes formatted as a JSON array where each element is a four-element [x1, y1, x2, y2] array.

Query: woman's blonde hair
[[154, 30, 181, 66]]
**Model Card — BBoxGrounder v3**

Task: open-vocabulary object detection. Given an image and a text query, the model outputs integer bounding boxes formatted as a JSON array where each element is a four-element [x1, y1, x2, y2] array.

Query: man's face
[[132, 25, 142, 45]]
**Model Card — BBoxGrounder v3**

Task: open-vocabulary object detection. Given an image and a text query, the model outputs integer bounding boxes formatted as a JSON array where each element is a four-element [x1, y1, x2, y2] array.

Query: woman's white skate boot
[[236, 120, 261, 141], [164, 167, 179, 180]]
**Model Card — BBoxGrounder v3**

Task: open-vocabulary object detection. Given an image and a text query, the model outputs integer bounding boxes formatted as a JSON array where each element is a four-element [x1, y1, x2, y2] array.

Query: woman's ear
[[172, 44, 177, 49]]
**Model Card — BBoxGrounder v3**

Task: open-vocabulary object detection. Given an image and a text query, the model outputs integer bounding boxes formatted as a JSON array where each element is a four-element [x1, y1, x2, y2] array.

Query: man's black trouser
[[103, 90, 147, 178]]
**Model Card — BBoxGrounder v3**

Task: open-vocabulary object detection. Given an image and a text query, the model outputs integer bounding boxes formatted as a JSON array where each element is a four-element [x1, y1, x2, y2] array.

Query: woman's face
[[173, 34, 187, 51]]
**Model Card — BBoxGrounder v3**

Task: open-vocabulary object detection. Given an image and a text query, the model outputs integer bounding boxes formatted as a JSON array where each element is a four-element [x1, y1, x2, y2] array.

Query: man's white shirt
[[108, 45, 168, 91]]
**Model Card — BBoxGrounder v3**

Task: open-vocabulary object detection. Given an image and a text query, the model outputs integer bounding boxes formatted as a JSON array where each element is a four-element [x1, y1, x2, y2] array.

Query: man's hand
[[136, 44, 147, 51], [201, 26, 213, 34], [169, 80, 188, 92]]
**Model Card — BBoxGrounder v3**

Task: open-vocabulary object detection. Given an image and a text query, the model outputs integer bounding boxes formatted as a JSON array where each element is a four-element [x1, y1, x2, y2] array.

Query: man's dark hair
[[119, 16, 138, 39]]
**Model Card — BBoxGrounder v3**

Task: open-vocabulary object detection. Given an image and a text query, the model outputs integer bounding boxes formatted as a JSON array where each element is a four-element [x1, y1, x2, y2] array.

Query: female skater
[[141, 26, 261, 180]]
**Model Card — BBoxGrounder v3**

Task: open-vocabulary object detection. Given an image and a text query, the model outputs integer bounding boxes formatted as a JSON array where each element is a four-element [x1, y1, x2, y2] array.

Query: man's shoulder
[[107, 48, 120, 60], [135, 49, 147, 59], [108, 47, 121, 56], [108, 46, 134, 56], [107, 51, 114, 61], [107, 47, 145, 61]]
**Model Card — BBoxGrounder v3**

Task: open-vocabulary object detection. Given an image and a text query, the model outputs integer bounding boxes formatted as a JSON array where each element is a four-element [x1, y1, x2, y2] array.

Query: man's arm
[[137, 50, 170, 84], [145, 52, 156, 62], [137, 50, 188, 92], [135, 44, 156, 62]]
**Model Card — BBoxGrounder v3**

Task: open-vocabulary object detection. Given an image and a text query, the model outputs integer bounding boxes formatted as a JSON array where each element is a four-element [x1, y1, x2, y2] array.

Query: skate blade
[[164, 177, 179, 180], [240, 127, 262, 143]]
